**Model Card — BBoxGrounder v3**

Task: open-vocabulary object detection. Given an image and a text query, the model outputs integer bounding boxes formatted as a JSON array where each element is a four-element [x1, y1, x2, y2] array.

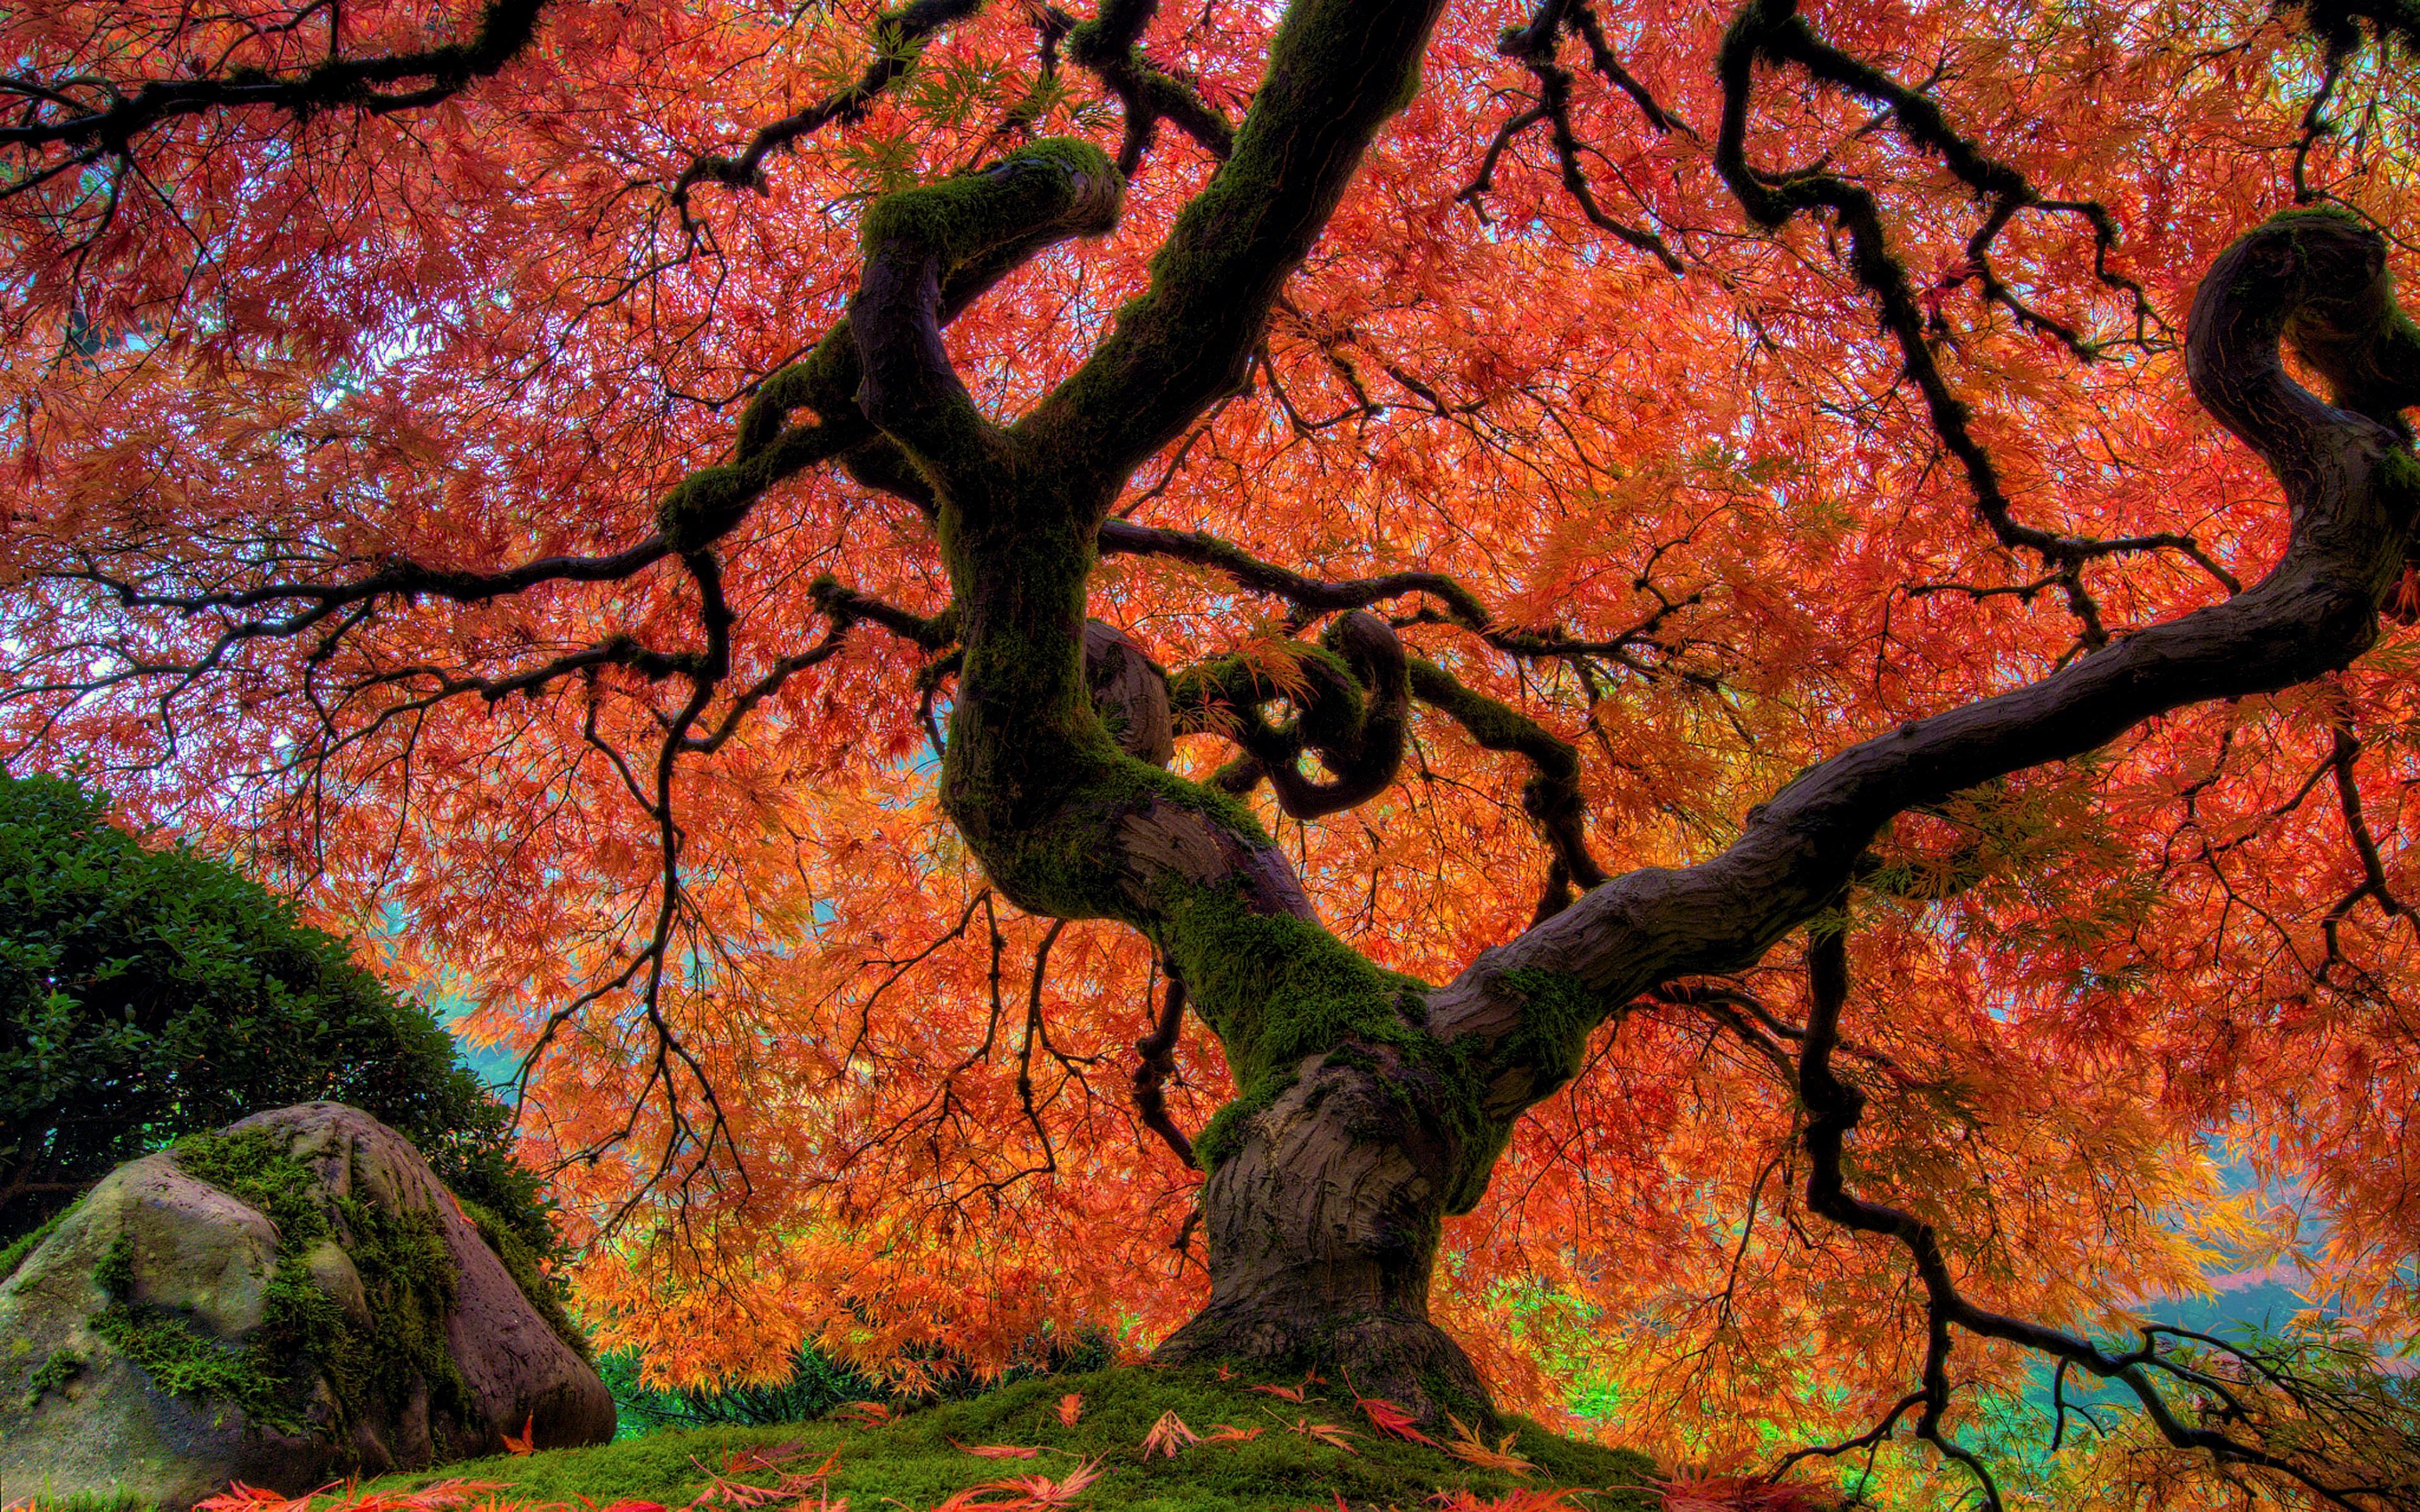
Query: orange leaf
[[501, 1412, 536, 1455], [1140, 1409, 1201, 1458], [1056, 1392, 1083, 1428], [1007, 1457, 1105, 1508], [950, 1440, 1042, 1459], [1279, 1417, 1359, 1454], [1440, 1413, 1533, 1477], [1248, 1372, 1321, 1403], [1426, 1491, 1589, 1511], [1350, 1390, 1435, 1446]]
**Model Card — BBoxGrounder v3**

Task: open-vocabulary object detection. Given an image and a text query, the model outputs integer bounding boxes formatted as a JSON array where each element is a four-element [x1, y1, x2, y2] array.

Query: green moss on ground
[[6, 1494, 153, 1512], [365, 1365, 1659, 1512]]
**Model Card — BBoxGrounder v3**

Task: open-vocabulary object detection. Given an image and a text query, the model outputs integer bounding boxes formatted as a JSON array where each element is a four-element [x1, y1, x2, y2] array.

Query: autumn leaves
[[176, 1364, 1654, 1512]]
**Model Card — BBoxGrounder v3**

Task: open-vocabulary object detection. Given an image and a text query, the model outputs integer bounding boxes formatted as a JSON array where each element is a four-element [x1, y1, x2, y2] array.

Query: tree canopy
[[3, 0, 2419, 1504]]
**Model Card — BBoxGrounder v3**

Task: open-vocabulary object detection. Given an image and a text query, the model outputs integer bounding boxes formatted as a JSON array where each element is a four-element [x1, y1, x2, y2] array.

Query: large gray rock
[[0, 1104, 616, 1507]]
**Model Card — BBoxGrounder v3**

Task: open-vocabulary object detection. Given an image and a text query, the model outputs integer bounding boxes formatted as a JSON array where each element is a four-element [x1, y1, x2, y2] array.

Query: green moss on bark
[[1157, 881, 1518, 1207], [1495, 968, 1605, 1094], [861, 138, 1119, 266]]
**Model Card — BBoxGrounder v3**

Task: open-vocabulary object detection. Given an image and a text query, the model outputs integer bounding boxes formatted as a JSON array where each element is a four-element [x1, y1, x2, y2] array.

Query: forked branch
[[1434, 212, 2420, 1126]]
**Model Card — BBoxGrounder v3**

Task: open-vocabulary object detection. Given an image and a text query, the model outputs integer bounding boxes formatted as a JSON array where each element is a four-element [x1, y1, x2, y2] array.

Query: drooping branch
[[2320, 716, 2419, 971], [1469, 0, 1682, 271], [1431, 210, 2420, 1120], [1715, 0, 2199, 645], [10, 121, 1144, 1209], [1566, 0, 1685, 134], [1132, 967, 1197, 1169], [2290, 6, 2420, 204], [1728, 0, 2157, 357], [1779, 930, 2416, 1509], [1405, 654, 1607, 903]]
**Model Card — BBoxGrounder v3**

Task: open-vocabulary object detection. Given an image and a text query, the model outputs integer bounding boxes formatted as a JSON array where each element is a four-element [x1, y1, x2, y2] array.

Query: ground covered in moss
[[366, 1365, 1661, 1511]]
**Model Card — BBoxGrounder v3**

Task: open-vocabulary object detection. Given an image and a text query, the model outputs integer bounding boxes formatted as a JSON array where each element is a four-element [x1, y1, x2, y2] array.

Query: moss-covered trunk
[[836, 0, 1493, 1422], [1158, 1050, 1493, 1420]]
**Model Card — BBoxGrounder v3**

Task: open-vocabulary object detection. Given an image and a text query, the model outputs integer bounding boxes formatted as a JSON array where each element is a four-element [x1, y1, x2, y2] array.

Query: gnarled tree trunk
[[1156, 1047, 1495, 1416], [831, 0, 2420, 1433]]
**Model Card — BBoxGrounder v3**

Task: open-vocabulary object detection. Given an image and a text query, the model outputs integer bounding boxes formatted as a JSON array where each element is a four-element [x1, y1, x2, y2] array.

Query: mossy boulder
[[0, 1103, 613, 1508]]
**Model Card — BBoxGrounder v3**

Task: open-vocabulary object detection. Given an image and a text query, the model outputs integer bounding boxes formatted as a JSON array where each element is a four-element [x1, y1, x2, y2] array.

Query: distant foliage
[[602, 1330, 1118, 1436], [0, 772, 551, 1252], [599, 1343, 880, 1435]]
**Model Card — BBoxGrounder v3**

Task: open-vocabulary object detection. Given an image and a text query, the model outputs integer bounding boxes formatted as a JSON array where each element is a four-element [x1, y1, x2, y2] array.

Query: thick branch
[[1059, 3, 1237, 173], [0, 0, 548, 159], [1170, 611, 1409, 820], [1014, 0, 1449, 493], [898, 5, 1461, 1159], [1431, 210, 2420, 1118], [851, 138, 1125, 502]]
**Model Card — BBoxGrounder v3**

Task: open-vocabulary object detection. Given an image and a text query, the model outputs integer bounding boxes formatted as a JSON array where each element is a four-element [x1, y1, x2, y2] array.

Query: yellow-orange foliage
[[1, 0, 2416, 1504]]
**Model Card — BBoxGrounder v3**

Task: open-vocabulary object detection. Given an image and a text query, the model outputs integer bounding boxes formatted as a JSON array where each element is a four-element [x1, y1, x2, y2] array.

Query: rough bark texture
[[823, 0, 2419, 1416], [1155, 1053, 1494, 1419]]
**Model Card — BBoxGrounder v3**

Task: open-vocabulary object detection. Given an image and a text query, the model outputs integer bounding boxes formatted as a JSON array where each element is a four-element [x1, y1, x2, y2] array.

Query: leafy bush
[[0, 772, 553, 1256], [601, 1329, 1119, 1436], [600, 1343, 882, 1435]]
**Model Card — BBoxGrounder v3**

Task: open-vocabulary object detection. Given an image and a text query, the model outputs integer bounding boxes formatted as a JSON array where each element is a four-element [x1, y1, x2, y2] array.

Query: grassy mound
[[369, 1365, 1661, 1511]]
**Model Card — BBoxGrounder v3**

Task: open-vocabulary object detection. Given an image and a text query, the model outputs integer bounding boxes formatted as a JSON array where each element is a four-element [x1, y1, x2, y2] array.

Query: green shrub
[[601, 1343, 882, 1435], [0, 772, 554, 1259], [601, 1328, 1117, 1436]]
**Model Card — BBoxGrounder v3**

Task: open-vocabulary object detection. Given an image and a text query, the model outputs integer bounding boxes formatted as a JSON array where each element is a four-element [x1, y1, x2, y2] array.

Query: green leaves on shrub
[[0, 772, 553, 1259]]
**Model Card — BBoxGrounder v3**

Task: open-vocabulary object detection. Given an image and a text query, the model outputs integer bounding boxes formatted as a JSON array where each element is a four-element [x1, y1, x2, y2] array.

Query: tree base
[[1155, 1300, 1495, 1425]]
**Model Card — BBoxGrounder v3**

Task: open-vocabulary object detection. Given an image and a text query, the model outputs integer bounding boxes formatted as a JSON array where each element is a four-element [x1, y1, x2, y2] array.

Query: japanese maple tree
[[4, 0, 2419, 1504]]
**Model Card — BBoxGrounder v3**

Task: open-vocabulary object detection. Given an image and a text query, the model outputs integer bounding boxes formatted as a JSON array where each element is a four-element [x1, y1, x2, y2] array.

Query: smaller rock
[[0, 1104, 615, 1508]]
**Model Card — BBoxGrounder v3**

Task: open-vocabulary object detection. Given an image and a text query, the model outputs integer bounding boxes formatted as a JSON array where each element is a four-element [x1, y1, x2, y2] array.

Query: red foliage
[[0, 2, 2415, 1504]]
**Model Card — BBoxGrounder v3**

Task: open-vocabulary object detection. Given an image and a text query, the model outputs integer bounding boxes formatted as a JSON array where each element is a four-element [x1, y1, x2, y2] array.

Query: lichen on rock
[[0, 1103, 615, 1509]]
